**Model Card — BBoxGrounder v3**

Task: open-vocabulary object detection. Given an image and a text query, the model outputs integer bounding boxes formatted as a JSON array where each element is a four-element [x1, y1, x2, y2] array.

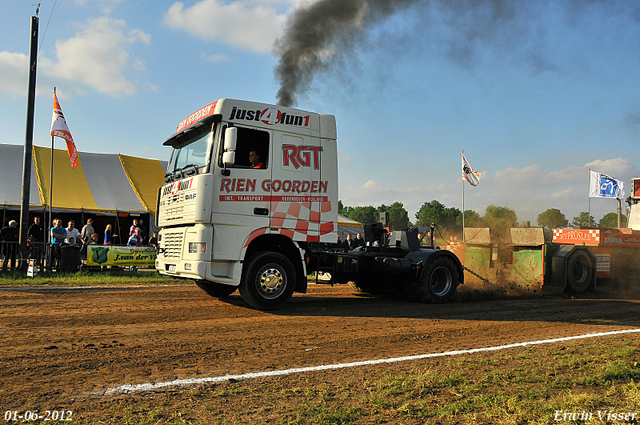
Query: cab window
[[221, 126, 269, 169]]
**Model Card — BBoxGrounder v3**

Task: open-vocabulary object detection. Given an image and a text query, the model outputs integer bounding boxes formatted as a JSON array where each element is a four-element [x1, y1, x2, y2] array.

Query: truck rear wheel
[[567, 251, 593, 293], [404, 256, 458, 303], [239, 252, 296, 310], [195, 280, 237, 297]]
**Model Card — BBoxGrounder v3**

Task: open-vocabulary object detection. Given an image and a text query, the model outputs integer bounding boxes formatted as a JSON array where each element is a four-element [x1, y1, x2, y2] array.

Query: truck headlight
[[188, 242, 206, 254]]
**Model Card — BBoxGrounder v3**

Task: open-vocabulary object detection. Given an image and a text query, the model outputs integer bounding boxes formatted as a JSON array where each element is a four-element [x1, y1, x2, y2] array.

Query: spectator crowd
[[0, 216, 157, 271]]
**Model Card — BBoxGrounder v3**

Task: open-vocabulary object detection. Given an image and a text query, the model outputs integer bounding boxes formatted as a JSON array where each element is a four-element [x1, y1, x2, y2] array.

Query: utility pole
[[19, 10, 39, 269]]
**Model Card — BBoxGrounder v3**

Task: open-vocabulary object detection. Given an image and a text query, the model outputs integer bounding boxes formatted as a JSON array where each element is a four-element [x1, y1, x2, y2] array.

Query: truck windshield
[[167, 128, 214, 175]]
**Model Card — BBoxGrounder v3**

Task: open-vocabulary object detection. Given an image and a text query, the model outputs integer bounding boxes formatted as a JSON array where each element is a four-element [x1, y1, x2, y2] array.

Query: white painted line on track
[[101, 327, 640, 395]]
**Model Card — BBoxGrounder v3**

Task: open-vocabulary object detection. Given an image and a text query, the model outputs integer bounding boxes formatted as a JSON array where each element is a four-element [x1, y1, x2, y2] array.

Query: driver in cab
[[249, 150, 265, 169]]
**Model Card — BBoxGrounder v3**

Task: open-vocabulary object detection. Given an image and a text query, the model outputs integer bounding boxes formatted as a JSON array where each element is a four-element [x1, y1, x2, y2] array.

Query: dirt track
[[1, 283, 639, 416]]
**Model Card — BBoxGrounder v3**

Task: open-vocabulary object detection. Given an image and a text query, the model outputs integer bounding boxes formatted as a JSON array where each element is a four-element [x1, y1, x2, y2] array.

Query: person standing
[[1, 220, 19, 270], [27, 216, 45, 261], [127, 227, 143, 246], [137, 218, 147, 243], [80, 218, 95, 245], [50, 219, 66, 271], [80, 218, 95, 259], [65, 221, 81, 245], [103, 224, 113, 245], [129, 219, 139, 236], [343, 233, 354, 250], [50, 219, 66, 244], [148, 231, 158, 248]]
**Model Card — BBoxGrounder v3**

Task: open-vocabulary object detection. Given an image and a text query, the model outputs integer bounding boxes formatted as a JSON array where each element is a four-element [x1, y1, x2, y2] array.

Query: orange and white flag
[[50, 92, 78, 169], [462, 153, 480, 187]]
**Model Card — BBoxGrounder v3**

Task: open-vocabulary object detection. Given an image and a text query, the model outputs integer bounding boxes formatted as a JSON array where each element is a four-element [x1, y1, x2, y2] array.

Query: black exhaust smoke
[[274, 0, 419, 107]]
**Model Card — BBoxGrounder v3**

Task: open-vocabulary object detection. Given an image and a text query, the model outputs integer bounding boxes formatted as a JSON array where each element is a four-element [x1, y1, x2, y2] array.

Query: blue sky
[[1, 0, 639, 226]]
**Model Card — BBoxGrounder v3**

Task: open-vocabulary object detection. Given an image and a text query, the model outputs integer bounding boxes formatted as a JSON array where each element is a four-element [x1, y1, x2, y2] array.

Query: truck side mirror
[[222, 151, 236, 166], [224, 127, 237, 151], [221, 127, 237, 176]]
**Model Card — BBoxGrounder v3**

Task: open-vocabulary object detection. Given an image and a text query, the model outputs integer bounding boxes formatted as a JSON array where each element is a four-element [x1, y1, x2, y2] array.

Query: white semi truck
[[156, 98, 463, 309]]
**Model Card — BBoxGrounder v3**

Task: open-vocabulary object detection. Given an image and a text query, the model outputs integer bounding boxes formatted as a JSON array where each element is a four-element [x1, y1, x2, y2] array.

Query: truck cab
[[156, 99, 338, 308]]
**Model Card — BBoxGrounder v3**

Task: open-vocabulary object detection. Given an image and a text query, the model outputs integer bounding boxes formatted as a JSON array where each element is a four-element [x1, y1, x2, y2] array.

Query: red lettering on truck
[[282, 145, 323, 169], [261, 180, 328, 193], [220, 178, 257, 193]]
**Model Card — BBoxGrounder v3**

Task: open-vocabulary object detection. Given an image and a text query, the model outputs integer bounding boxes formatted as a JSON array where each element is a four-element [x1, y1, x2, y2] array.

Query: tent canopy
[[337, 214, 364, 238], [0, 144, 167, 215]]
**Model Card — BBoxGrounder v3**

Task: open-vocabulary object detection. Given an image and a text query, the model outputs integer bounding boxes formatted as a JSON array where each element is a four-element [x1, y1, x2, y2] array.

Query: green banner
[[87, 245, 157, 266]]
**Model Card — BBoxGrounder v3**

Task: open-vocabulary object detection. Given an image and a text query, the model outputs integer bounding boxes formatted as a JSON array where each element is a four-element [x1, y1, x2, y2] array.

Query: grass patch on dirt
[[69, 334, 640, 424], [0, 269, 180, 287]]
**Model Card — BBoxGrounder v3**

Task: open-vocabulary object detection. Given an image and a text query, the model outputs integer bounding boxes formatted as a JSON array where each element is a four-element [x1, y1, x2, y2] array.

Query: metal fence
[[0, 241, 156, 272], [0, 241, 79, 272]]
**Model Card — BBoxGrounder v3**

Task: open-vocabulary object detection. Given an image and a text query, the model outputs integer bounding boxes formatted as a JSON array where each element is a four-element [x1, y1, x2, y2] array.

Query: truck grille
[[165, 205, 184, 215], [162, 231, 184, 259]]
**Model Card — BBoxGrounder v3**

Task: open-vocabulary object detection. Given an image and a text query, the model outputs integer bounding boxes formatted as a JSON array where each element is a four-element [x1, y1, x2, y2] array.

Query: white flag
[[589, 170, 624, 199], [462, 153, 480, 187]]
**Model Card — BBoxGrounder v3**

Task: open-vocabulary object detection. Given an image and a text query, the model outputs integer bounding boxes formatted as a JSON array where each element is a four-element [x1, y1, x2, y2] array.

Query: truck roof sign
[[176, 101, 219, 133]]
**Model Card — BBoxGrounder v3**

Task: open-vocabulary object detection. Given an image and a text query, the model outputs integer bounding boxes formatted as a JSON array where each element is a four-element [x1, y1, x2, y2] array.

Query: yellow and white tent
[[0, 144, 167, 215], [337, 214, 364, 238]]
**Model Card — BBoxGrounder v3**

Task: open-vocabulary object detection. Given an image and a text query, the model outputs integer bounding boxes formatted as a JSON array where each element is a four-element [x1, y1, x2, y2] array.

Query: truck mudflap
[[547, 245, 596, 293]]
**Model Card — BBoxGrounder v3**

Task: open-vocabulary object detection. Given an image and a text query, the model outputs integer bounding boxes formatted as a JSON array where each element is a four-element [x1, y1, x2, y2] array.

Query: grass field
[[89, 335, 640, 424], [2, 272, 639, 424], [0, 269, 179, 287]]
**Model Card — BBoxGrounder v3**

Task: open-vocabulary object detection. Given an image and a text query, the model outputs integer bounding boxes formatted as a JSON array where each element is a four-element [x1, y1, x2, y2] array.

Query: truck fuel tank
[[375, 256, 411, 274]]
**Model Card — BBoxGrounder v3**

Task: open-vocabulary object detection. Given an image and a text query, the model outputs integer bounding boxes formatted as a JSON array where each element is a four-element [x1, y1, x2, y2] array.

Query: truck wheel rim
[[257, 264, 286, 299], [430, 265, 452, 297]]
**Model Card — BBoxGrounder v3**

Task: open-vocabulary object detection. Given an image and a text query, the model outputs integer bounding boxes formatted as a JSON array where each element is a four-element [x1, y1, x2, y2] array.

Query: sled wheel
[[567, 251, 592, 293], [239, 252, 296, 310], [195, 280, 237, 297]]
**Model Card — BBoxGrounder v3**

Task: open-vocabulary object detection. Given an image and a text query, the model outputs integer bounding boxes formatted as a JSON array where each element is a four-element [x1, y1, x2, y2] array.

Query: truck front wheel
[[240, 252, 296, 310]]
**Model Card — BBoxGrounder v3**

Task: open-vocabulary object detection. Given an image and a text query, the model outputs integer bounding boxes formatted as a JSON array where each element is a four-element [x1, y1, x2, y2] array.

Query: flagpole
[[49, 135, 54, 230], [461, 149, 465, 242], [588, 168, 591, 227], [48, 87, 56, 271]]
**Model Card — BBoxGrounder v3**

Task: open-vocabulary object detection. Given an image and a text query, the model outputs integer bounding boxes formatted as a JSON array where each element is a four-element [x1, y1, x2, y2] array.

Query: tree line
[[339, 200, 627, 240]]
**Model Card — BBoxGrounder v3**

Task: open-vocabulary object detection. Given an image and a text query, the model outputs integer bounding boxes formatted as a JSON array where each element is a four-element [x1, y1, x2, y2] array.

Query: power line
[[37, 0, 58, 56]]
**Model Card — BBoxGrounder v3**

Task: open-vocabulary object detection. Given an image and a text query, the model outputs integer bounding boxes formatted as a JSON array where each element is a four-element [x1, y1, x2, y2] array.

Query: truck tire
[[404, 256, 458, 303], [567, 250, 593, 293], [195, 280, 237, 297], [239, 252, 296, 310]]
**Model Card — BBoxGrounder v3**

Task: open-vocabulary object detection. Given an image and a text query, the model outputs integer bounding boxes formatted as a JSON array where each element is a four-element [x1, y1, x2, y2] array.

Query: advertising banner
[[87, 245, 157, 267]]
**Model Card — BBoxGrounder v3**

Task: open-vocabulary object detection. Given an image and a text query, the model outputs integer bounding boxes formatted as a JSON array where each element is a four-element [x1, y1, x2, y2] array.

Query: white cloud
[[0, 51, 28, 97], [340, 154, 353, 162], [585, 158, 635, 177], [201, 52, 228, 62], [163, 0, 288, 53], [42, 17, 150, 96], [74, 0, 123, 14], [0, 51, 56, 99]]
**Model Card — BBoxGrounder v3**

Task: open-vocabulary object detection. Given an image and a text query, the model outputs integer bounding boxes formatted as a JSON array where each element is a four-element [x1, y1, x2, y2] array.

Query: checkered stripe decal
[[243, 200, 335, 247]]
